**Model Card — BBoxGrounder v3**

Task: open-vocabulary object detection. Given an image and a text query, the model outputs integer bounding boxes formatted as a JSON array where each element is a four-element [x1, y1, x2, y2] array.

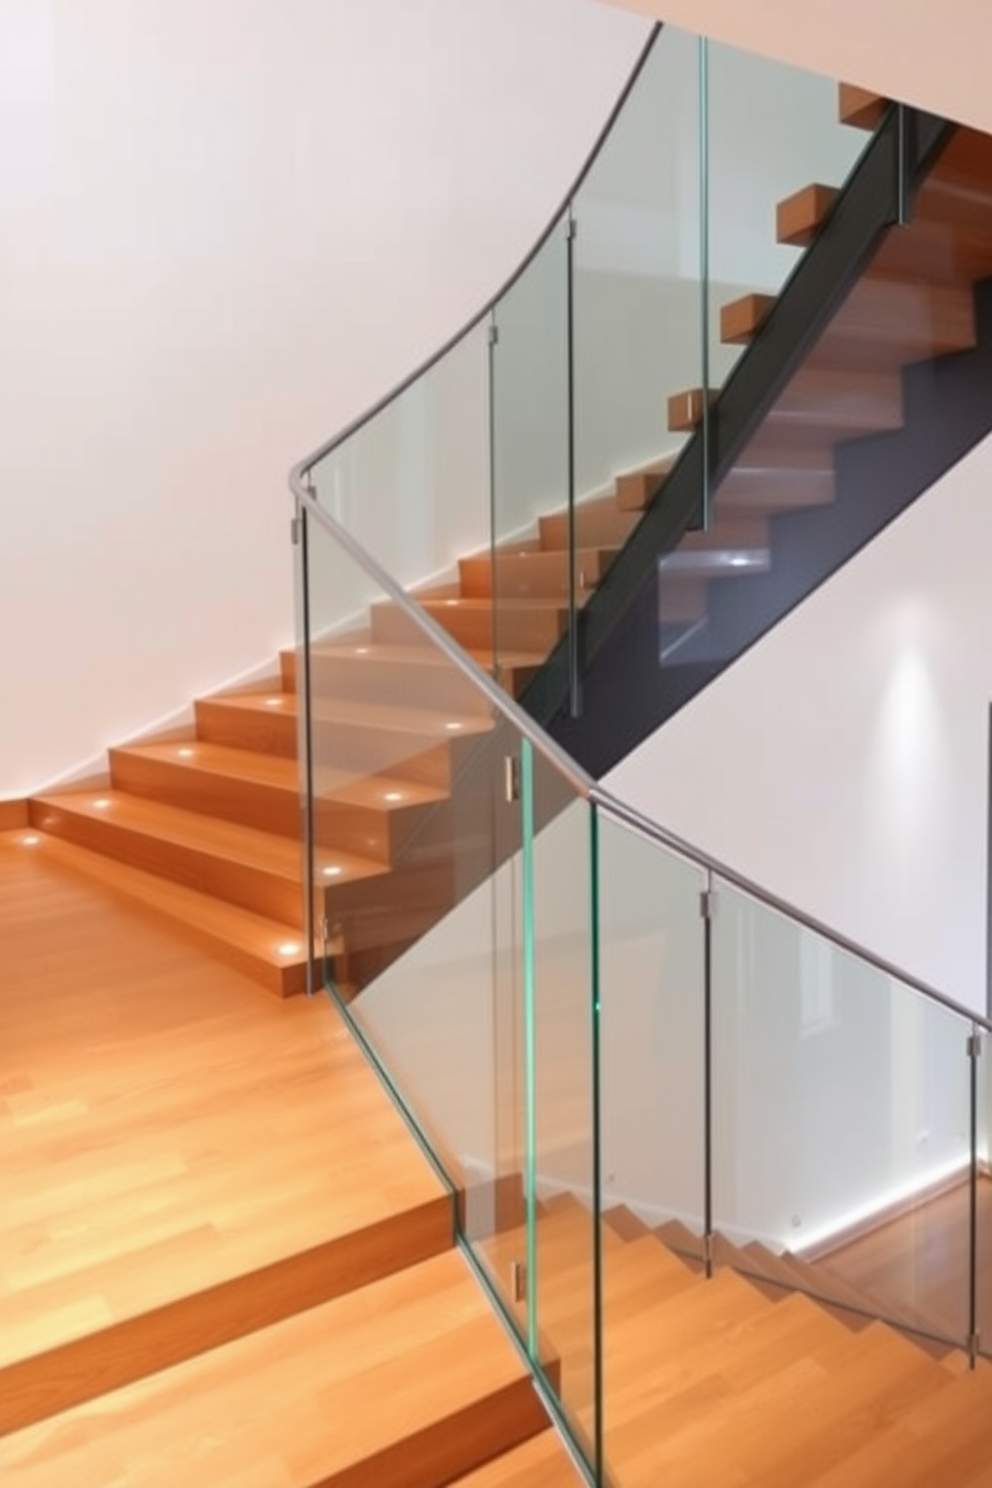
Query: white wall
[[0, 0, 650, 795], [607, 431, 992, 1017]]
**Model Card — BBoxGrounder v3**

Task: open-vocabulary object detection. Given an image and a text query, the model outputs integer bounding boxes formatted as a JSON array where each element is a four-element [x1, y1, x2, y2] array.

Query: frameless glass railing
[[291, 479, 992, 1485], [296, 23, 878, 751], [288, 23, 992, 1484]]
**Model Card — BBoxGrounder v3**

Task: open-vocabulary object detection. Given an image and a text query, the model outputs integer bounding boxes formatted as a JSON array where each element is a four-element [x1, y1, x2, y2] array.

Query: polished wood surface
[[479, 1195, 992, 1487], [452, 1431, 585, 1486], [29, 789, 306, 928], [838, 84, 887, 131], [0, 798, 28, 831], [776, 183, 840, 247], [0, 1250, 549, 1488], [720, 291, 775, 345], [0, 837, 452, 1431]]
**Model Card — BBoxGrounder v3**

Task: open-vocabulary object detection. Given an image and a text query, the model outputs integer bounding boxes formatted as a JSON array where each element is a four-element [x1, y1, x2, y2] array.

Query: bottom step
[[452, 1430, 585, 1486], [8, 829, 310, 995], [0, 1249, 551, 1488]]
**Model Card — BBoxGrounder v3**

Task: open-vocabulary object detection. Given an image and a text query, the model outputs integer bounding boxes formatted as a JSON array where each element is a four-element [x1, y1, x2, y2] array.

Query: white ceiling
[[597, 0, 992, 133]]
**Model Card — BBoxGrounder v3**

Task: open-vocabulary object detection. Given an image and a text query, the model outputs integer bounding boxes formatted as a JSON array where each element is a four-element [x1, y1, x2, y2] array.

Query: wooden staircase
[[16, 88, 992, 1005], [475, 1194, 992, 1486]]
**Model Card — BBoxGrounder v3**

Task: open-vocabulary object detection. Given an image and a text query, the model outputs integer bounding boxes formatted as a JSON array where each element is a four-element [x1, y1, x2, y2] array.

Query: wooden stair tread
[[451, 1430, 583, 1486], [204, 688, 493, 741], [777, 183, 841, 248], [2, 829, 312, 996], [838, 83, 888, 131], [458, 547, 618, 601], [30, 791, 306, 882], [721, 291, 776, 345], [0, 1249, 549, 1488]]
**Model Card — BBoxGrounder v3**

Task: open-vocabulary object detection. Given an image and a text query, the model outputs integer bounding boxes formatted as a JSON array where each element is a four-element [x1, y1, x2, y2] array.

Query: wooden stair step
[[375, 593, 569, 655], [721, 291, 776, 345], [602, 1204, 652, 1241], [798, 1360, 992, 1488], [0, 1249, 551, 1488], [280, 636, 542, 705], [817, 276, 977, 366], [640, 1321, 951, 1487], [459, 546, 618, 601], [110, 740, 301, 839], [653, 1218, 706, 1268], [27, 791, 364, 930], [614, 456, 675, 511], [771, 365, 904, 433], [667, 385, 717, 434], [538, 496, 640, 551], [196, 690, 490, 789], [450, 1430, 584, 1486], [714, 462, 836, 513], [3, 829, 311, 996], [777, 183, 841, 248], [838, 83, 888, 130]]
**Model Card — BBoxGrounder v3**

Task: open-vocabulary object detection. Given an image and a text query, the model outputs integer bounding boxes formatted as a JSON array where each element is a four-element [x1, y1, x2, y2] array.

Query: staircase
[[18, 87, 992, 1000], [476, 1193, 992, 1486]]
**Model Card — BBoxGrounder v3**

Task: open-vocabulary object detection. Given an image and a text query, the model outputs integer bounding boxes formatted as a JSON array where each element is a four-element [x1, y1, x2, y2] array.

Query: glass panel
[[309, 321, 490, 637], [572, 27, 701, 530], [977, 1027, 992, 1357], [527, 756, 600, 1466], [712, 881, 973, 1348], [301, 508, 533, 1327], [596, 812, 707, 1479], [705, 41, 868, 388], [490, 219, 570, 692]]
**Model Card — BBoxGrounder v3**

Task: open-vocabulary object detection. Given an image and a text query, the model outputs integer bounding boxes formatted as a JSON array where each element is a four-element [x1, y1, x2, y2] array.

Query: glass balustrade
[[290, 20, 992, 1485]]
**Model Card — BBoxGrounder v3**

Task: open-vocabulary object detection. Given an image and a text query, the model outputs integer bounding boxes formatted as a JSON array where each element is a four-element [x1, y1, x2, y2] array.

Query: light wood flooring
[[0, 830, 554, 1484]]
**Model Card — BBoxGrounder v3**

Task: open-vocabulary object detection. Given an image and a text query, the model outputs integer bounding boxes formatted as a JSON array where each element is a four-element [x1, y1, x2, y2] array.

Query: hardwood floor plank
[[0, 842, 452, 1430]]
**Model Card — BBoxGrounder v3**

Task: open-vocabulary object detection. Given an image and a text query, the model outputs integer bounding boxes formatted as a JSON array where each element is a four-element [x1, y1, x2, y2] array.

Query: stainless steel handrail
[[288, 23, 661, 492], [293, 485, 992, 1036]]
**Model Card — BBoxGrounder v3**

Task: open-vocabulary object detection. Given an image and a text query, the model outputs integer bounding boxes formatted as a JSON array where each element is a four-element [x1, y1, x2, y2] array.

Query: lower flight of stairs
[[476, 1193, 992, 1487]]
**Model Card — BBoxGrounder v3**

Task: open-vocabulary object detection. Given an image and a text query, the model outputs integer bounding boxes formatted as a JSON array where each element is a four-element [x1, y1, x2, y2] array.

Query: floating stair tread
[[615, 456, 675, 511], [838, 83, 888, 130], [451, 1431, 584, 1486], [668, 386, 717, 433], [288, 636, 545, 678], [0, 1249, 549, 1488], [2, 830, 311, 997], [777, 183, 841, 247], [721, 291, 776, 345]]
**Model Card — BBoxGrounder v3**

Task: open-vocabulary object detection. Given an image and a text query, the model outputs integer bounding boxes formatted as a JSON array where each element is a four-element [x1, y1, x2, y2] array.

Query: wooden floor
[[0, 830, 452, 1424]]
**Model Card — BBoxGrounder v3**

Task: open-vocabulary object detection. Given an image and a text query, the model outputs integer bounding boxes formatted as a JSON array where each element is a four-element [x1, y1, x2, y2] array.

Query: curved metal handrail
[[295, 487, 992, 1036], [288, 22, 662, 492]]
